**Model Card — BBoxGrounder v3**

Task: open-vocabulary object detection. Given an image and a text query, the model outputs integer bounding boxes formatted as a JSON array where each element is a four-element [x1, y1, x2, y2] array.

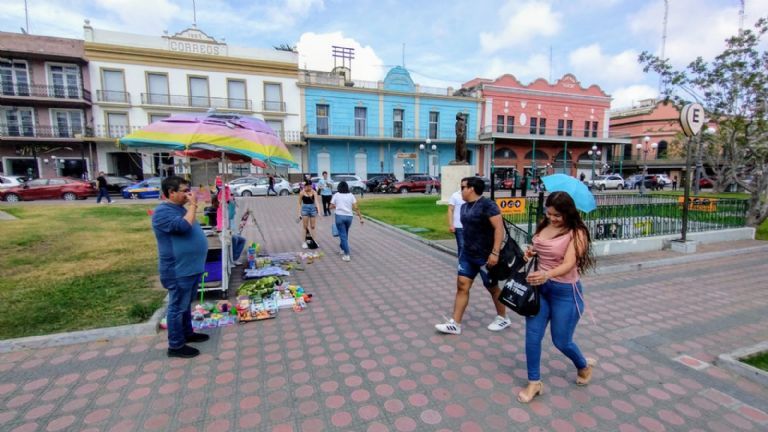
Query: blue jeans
[[163, 273, 202, 349], [232, 234, 246, 261], [454, 228, 464, 258], [96, 187, 111, 203], [335, 214, 353, 255], [525, 280, 587, 381]]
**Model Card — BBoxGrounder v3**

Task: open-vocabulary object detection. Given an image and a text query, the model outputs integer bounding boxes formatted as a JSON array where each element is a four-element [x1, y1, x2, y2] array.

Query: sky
[[2, 0, 766, 109]]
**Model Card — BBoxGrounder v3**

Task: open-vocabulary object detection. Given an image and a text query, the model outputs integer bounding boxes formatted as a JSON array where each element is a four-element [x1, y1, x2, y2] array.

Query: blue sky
[[3, 0, 766, 108]]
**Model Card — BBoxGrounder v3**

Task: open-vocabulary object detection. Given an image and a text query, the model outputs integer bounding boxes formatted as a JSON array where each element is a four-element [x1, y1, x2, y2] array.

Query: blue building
[[299, 66, 483, 181]]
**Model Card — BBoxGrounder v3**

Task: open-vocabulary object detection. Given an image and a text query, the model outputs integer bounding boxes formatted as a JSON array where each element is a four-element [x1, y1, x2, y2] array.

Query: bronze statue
[[452, 113, 468, 165]]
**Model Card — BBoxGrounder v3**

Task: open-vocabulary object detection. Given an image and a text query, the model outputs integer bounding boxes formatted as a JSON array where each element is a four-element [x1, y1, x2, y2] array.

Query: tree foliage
[[639, 17, 768, 226]]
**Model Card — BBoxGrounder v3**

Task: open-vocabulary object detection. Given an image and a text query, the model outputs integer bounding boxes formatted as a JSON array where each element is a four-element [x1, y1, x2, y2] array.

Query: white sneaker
[[233, 260, 243, 266], [487, 315, 512, 331], [302, 242, 309, 249], [435, 318, 461, 335], [342, 255, 351, 262]]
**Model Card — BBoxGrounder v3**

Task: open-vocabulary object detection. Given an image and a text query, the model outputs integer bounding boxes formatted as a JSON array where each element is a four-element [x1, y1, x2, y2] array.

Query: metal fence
[[502, 193, 748, 243]]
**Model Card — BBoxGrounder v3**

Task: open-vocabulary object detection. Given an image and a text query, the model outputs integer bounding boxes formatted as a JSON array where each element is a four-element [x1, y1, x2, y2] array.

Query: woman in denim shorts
[[298, 180, 321, 248]]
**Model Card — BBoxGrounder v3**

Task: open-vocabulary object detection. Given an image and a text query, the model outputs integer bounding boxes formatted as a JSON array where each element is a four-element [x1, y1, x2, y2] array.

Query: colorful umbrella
[[541, 174, 597, 213], [120, 113, 296, 168], [172, 149, 268, 168]]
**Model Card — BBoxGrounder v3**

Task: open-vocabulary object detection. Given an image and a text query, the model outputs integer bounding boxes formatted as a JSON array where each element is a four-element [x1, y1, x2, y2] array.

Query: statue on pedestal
[[450, 113, 468, 165]]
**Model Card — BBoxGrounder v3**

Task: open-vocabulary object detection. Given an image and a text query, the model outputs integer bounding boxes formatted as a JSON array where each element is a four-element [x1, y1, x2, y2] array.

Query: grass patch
[[757, 218, 768, 241], [359, 196, 453, 240], [742, 352, 768, 372], [0, 203, 166, 339]]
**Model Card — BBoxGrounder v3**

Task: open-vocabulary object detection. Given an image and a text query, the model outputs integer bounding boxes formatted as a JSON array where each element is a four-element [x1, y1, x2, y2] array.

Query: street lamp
[[419, 138, 431, 175], [636, 137, 657, 194], [588, 145, 601, 182]]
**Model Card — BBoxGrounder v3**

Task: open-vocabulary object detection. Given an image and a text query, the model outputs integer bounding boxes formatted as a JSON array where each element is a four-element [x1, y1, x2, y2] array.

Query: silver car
[[331, 175, 367, 194], [233, 176, 292, 196]]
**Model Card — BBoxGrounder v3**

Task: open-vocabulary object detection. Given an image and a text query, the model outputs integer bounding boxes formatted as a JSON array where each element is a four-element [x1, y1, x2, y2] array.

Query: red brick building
[[459, 74, 630, 182]]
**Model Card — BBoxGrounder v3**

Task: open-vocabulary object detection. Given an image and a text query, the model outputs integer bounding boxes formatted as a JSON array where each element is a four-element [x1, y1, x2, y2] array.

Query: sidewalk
[[0, 195, 766, 432]]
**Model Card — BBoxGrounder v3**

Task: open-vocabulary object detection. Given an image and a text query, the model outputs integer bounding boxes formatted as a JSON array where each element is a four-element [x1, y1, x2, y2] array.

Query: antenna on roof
[[402, 43, 406, 68], [192, 0, 197, 27], [659, 0, 669, 94], [24, 0, 30, 34]]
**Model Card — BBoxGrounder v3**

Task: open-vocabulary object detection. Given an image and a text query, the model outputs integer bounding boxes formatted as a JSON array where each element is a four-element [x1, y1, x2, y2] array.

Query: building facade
[[0, 32, 93, 179], [460, 74, 630, 182], [83, 22, 303, 184], [299, 66, 483, 181]]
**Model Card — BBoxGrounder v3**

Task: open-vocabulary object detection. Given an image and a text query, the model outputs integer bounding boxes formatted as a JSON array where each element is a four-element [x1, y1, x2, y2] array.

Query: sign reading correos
[[680, 103, 705, 137], [164, 28, 228, 57]]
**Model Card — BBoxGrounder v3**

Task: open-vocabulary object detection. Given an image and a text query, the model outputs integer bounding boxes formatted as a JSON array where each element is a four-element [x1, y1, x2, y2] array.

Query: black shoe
[[167, 345, 200, 358], [186, 333, 210, 343]]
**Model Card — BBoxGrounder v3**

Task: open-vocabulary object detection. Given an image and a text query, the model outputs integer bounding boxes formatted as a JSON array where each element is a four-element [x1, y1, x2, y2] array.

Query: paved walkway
[[1, 195, 767, 431]]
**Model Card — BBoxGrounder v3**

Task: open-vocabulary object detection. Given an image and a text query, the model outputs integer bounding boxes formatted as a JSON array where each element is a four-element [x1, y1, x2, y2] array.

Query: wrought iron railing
[[0, 124, 91, 138], [140, 93, 252, 110], [480, 124, 605, 139], [96, 90, 131, 104], [0, 83, 91, 102], [262, 100, 286, 112], [503, 193, 748, 242], [91, 124, 146, 139]]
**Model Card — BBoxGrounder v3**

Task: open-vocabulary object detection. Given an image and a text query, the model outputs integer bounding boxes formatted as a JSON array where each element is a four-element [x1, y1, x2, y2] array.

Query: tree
[[639, 17, 768, 226], [273, 43, 297, 53]]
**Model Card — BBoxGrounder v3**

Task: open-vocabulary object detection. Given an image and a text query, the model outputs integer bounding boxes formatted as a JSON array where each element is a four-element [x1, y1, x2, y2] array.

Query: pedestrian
[[579, 172, 586, 183], [206, 195, 246, 265], [435, 176, 510, 335], [330, 181, 364, 262], [447, 186, 465, 258], [517, 191, 596, 403], [672, 175, 678, 191], [317, 171, 333, 216], [151, 176, 210, 359], [267, 174, 277, 196], [95, 171, 112, 204], [298, 180, 321, 249]]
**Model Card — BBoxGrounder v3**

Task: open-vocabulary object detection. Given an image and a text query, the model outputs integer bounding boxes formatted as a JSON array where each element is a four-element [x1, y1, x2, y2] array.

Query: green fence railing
[[502, 193, 749, 243]]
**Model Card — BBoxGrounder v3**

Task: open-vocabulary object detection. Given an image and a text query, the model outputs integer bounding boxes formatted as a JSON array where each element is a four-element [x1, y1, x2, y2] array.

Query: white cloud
[[609, 84, 658, 110], [482, 54, 551, 83], [568, 44, 644, 88], [479, 1, 561, 53], [94, 0, 180, 35], [296, 32, 384, 81]]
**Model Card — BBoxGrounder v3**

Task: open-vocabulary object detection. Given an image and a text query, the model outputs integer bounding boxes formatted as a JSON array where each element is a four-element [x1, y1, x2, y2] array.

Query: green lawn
[[0, 204, 165, 339], [742, 352, 768, 372], [359, 196, 453, 240]]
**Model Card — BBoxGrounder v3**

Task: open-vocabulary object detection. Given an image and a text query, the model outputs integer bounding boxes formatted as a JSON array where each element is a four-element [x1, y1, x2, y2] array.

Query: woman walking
[[330, 181, 364, 262], [298, 180, 321, 249], [517, 191, 596, 403]]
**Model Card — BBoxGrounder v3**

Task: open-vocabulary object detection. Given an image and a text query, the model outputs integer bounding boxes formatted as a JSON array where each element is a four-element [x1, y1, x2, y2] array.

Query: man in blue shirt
[[152, 176, 210, 358], [318, 171, 333, 216]]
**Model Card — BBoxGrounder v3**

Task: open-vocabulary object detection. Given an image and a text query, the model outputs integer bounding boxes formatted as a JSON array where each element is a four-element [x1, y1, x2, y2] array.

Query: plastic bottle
[[247, 242, 256, 269]]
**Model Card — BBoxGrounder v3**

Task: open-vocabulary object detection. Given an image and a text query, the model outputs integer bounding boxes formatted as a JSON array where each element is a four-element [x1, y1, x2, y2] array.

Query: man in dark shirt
[[152, 176, 210, 358], [267, 174, 277, 196], [95, 171, 112, 204], [435, 176, 507, 335]]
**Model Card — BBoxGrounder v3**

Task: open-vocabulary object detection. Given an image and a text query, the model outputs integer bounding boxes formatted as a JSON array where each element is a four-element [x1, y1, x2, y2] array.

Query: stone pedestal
[[438, 165, 474, 204], [670, 239, 697, 254]]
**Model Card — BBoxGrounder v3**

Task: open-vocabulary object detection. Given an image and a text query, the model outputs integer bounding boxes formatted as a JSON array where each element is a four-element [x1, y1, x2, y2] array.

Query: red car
[[699, 177, 714, 188], [389, 175, 441, 193], [0, 177, 96, 202]]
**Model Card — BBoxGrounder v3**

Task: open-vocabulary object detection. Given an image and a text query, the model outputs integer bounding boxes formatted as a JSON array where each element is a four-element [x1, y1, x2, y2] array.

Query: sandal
[[576, 358, 597, 385], [517, 381, 543, 404]]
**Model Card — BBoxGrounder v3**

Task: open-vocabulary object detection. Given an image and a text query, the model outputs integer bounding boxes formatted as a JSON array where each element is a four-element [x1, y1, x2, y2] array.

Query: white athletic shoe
[[487, 315, 512, 331], [302, 242, 309, 249], [342, 255, 351, 262], [435, 317, 462, 335]]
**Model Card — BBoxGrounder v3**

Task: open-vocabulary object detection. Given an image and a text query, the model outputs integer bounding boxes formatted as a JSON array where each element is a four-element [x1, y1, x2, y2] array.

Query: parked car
[[102, 175, 135, 194], [366, 174, 398, 192], [0, 177, 96, 202], [331, 175, 367, 194], [655, 174, 672, 186], [699, 177, 714, 188], [389, 175, 441, 193], [122, 177, 162, 199], [0, 175, 27, 190], [498, 178, 516, 190], [229, 175, 264, 187], [291, 176, 321, 193], [233, 176, 291, 196], [477, 176, 492, 192], [589, 174, 624, 191]]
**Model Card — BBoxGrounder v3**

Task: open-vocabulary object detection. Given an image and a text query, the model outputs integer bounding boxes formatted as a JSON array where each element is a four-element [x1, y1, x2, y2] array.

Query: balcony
[[0, 124, 92, 139], [96, 90, 131, 104], [140, 93, 252, 111], [262, 100, 286, 112], [90, 124, 147, 139], [0, 83, 92, 104], [304, 125, 455, 140], [478, 124, 618, 142]]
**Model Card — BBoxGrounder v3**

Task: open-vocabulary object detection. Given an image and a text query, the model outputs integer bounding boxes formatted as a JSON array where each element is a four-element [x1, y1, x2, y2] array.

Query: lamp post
[[588, 145, 601, 183], [419, 138, 432, 175], [635, 136, 657, 194]]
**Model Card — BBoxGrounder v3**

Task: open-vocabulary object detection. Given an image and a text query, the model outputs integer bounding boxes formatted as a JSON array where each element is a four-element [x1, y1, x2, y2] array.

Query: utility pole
[[659, 0, 669, 93]]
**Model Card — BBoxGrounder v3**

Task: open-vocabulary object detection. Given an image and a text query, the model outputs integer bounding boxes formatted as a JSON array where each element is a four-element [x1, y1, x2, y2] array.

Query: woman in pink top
[[517, 192, 596, 403]]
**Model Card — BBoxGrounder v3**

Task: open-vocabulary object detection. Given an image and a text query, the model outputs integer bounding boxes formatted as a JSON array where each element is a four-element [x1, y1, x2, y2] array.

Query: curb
[[717, 341, 768, 388]]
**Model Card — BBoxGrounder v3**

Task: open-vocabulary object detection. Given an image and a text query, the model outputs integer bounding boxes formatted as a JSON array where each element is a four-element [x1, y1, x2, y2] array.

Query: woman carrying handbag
[[518, 191, 596, 403]]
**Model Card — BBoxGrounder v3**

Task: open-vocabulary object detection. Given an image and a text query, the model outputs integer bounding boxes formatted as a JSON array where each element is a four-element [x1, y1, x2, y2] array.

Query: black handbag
[[487, 221, 525, 281], [498, 257, 540, 317], [305, 229, 319, 249]]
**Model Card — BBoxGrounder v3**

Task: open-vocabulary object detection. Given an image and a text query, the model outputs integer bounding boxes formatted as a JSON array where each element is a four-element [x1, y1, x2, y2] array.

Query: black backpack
[[487, 220, 525, 281]]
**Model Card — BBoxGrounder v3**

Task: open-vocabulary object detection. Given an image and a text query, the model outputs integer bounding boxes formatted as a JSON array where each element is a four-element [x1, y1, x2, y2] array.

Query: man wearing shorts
[[435, 176, 509, 335]]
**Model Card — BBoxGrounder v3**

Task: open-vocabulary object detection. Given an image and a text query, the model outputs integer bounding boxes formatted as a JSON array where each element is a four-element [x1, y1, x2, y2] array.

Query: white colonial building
[[83, 21, 303, 183]]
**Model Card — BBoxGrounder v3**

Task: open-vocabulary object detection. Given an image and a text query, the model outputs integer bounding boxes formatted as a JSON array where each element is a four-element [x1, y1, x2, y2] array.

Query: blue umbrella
[[541, 174, 597, 213]]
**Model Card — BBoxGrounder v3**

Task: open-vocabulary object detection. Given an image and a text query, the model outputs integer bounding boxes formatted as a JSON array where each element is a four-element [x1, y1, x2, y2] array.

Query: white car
[[655, 174, 672, 186], [331, 175, 367, 194], [233, 176, 292, 196], [0, 175, 27, 190], [589, 174, 624, 190]]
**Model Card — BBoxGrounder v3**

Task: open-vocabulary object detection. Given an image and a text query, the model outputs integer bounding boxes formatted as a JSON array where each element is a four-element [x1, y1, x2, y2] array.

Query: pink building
[[460, 74, 630, 182], [0, 32, 93, 179]]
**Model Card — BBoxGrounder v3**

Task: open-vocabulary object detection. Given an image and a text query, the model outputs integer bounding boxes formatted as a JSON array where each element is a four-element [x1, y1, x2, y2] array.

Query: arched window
[[494, 148, 517, 159], [553, 150, 572, 162], [523, 149, 548, 160], [577, 152, 593, 161], [656, 140, 668, 159]]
